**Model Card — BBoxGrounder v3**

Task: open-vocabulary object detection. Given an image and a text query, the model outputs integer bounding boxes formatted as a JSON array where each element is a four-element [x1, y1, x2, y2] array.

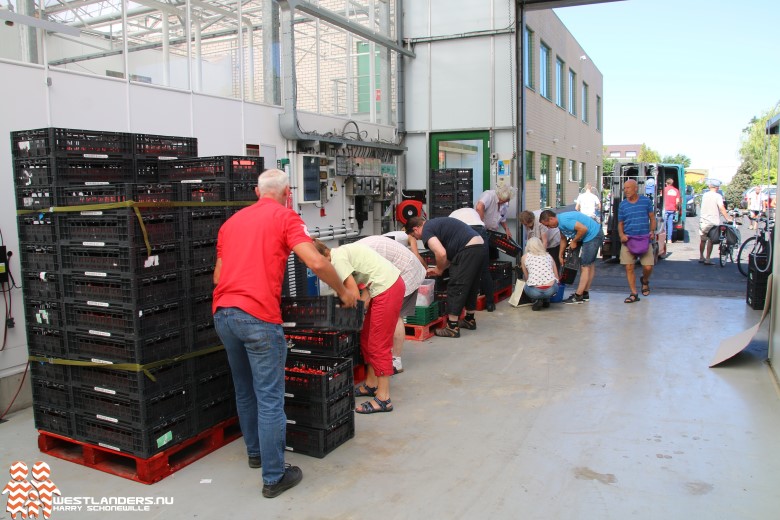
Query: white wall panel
[[402, 0, 430, 38], [404, 134, 428, 190], [404, 45, 431, 132], [429, 0, 494, 35], [129, 84, 193, 136], [48, 70, 129, 130], [191, 94, 245, 155], [430, 39, 492, 130], [493, 34, 515, 128]]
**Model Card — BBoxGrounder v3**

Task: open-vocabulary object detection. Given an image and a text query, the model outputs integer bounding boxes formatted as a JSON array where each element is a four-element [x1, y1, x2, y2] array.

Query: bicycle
[[712, 210, 742, 267], [737, 215, 774, 276]]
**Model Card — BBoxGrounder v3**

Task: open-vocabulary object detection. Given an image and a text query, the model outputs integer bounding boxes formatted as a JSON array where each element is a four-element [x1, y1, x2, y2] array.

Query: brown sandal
[[624, 293, 640, 304], [434, 326, 460, 338]]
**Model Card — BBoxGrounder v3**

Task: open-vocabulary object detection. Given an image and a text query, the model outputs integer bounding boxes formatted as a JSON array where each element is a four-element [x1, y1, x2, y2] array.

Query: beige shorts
[[619, 242, 654, 266], [699, 222, 716, 239]]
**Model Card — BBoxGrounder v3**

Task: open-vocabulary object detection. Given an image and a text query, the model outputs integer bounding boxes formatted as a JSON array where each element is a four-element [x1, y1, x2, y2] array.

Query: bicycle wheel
[[719, 242, 729, 267], [753, 235, 773, 274], [737, 236, 757, 276]]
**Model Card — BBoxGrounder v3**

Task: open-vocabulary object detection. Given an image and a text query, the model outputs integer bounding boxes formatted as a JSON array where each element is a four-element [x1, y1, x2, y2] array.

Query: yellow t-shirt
[[330, 244, 401, 298]]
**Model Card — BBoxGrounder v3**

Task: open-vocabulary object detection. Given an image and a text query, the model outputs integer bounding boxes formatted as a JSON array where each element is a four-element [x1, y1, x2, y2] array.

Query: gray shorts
[[401, 290, 419, 317]]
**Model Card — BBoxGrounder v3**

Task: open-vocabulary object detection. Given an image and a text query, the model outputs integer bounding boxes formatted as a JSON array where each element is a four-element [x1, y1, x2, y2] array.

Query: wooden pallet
[[404, 316, 446, 341], [37, 417, 241, 485], [476, 285, 513, 310]]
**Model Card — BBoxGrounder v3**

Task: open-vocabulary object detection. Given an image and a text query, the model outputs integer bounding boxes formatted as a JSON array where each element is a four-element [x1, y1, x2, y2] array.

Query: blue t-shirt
[[557, 211, 601, 243], [421, 217, 478, 261], [618, 196, 653, 236]]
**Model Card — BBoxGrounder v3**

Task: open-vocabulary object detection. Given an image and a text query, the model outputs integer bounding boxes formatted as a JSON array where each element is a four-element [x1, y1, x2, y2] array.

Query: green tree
[[638, 143, 661, 163], [738, 103, 779, 188], [661, 154, 692, 168], [726, 162, 753, 209]]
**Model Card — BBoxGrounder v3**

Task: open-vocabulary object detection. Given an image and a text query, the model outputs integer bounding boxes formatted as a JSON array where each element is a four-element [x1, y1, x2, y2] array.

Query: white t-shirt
[[747, 190, 768, 212], [449, 207, 484, 227], [700, 190, 725, 227], [575, 190, 600, 218]]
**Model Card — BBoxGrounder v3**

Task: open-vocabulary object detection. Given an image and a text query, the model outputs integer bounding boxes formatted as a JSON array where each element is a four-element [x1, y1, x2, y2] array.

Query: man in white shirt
[[746, 186, 768, 230], [575, 184, 601, 222], [698, 179, 733, 264]]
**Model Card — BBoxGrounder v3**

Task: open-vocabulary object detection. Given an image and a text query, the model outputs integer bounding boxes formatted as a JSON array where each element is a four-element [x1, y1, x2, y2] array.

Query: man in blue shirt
[[539, 209, 603, 304], [618, 179, 657, 303]]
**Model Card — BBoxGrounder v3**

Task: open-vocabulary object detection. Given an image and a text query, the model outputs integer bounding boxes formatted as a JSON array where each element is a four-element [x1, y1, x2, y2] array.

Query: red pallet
[[37, 416, 241, 485], [404, 316, 446, 341], [476, 285, 513, 311]]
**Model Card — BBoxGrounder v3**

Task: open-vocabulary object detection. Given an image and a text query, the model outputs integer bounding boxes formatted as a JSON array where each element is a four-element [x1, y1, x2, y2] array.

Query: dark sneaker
[[563, 293, 585, 305], [458, 318, 476, 330], [434, 326, 460, 338], [531, 300, 543, 311], [262, 465, 303, 498], [542, 300, 550, 308], [248, 456, 262, 469], [486, 302, 496, 312], [582, 291, 590, 301]]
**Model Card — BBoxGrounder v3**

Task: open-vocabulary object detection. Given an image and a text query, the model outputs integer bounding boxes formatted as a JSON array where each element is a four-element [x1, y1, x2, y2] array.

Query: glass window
[[524, 27, 534, 89], [568, 69, 576, 116], [0, 1, 43, 65], [540, 154, 551, 207], [582, 82, 589, 123], [539, 43, 550, 99], [555, 57, 565, 108], [525, 150, 535, 180], [610, 152, 621, 158], [555, 157, 564, 207], [626, 151, 637, 158], [569, 159, 577, 182], [596, 95, 602, 132], [579, 162, 586, 190]]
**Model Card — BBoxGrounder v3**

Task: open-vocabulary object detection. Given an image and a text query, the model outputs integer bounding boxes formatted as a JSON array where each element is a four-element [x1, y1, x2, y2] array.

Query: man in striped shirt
[[618, 179, 657, 303]]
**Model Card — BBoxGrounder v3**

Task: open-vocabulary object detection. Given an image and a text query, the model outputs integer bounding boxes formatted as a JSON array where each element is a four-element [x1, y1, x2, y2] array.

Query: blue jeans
[[664, 210, 676, 240], [524, 282, 559, 301], [214, 307, 287, 486]]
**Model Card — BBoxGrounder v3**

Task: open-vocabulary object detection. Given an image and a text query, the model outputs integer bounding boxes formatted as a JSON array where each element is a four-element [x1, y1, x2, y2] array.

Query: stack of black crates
[[429, 168, 473, 218], [488, 260, 513, 294], [746, 253, 772, 310], [281, 295, 363, 458], [12, 126, 262, 458]]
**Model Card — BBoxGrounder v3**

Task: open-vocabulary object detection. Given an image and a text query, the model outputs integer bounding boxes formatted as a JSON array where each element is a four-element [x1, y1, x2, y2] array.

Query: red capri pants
[[360, 277, 405, 377]]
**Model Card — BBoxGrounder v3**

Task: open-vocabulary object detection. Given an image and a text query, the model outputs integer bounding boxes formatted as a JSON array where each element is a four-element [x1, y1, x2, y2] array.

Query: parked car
[[685, 186, 699, 216]]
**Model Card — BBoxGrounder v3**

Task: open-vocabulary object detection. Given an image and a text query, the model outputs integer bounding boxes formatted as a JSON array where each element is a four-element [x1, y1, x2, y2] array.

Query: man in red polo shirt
[[213, 169, 356, 498], [662, 178, 681, 243]]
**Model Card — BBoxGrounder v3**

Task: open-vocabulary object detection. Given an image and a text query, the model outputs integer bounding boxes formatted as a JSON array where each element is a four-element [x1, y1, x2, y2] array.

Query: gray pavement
[[590, 214, 756, 298]]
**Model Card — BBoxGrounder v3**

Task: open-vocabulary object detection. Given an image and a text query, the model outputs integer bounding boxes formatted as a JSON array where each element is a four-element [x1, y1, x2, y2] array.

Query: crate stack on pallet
[[429, 168, 473, 218], [746, 253, 772, 310], [489, 260, 513, 293], [280, 296, 363, 458]]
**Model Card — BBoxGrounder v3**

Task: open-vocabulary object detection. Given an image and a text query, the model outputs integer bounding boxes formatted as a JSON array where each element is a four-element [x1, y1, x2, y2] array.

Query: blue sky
[[554, 0, 780, 182]]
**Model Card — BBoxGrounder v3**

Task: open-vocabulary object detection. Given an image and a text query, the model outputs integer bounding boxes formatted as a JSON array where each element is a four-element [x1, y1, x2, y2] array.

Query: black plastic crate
[[61, 242, 183, 276], [191, 349, 231, 378], [135, 158, 162, 183], [187, 239, 218, 268], [748, 254, 772, 281], [285, 329, 355, 358], [56, 183, 176, 206], [191, 319, 221, 352], [15, 185, 54, 211], [133, 134, 198, 158], [27, 327, 67, 357], [282, 253, 309, 298], [66, 300, 182, 338], [71, 360, 189, 400], [487, 230, 522, 257], [193, 368, 234, 406], [67, 328, 186, 365], [75, 411, 194, 458], [187, 266, 216, 297], [196, 393, 236, 431], [228, 181, 258, 202], [58, 209, 179, 245], [190, 294, 214, 325], [33, 405, 75, 437], [177, 182, 227, 202], [284, 355, 353, 401], [20, 243, 59, 272], [25, 299, 63, 329], [182, 208, 228, 240], [31, 378, 71, 409], [17, 214, 57, 244], [14, 157, 135, 189], [455, 190, 472, 204], [285, 390, 353, 429], [430, 179, 456, 191], [285, 413, 355, 459], [430, 169, 456, 181], [158, 156, 263, 182], [21, 271, 61, 300], [63, 271, 180, 307], [489, 260, 513, 279], [281, 296, 364, 330], [73, 385, 191, 427], [11, 127, 133, 158], [30, 361, 70, 384]]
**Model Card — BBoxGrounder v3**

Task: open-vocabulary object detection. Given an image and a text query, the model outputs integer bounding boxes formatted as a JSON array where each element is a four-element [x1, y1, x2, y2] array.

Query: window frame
[[539, 42, 551, 100], [581, 82, 589, 124], [555, 57, 565, 108], [568, 69, 576, 116], [524, 27, 535, 90]]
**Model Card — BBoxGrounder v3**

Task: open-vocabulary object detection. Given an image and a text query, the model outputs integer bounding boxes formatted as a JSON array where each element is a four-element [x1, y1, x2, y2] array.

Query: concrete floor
[[3, 286, 780, 519]]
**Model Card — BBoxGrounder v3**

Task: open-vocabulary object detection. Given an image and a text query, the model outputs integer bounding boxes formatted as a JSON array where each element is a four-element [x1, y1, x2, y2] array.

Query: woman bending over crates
[[313, 240, 405, 414]]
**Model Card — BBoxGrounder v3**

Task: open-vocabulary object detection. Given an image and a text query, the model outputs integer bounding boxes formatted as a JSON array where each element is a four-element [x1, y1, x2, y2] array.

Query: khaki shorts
[[699, 222, 716, 239], [620, 242, 654, 266]]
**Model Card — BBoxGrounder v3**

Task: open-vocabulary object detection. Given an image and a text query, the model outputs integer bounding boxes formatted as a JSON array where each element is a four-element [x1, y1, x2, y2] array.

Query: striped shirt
[[617, 196, 653, 236], [357, 235, 426, 296]]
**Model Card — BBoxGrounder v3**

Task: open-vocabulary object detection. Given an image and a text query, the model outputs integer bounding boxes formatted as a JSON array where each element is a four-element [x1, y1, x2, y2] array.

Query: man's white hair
[[257, 169, 289, 196], [496, 184, 514, 201]]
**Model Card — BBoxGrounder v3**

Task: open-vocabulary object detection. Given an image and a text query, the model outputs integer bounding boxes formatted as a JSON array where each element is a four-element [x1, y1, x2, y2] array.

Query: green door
[[430, 131, 491, 205]]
